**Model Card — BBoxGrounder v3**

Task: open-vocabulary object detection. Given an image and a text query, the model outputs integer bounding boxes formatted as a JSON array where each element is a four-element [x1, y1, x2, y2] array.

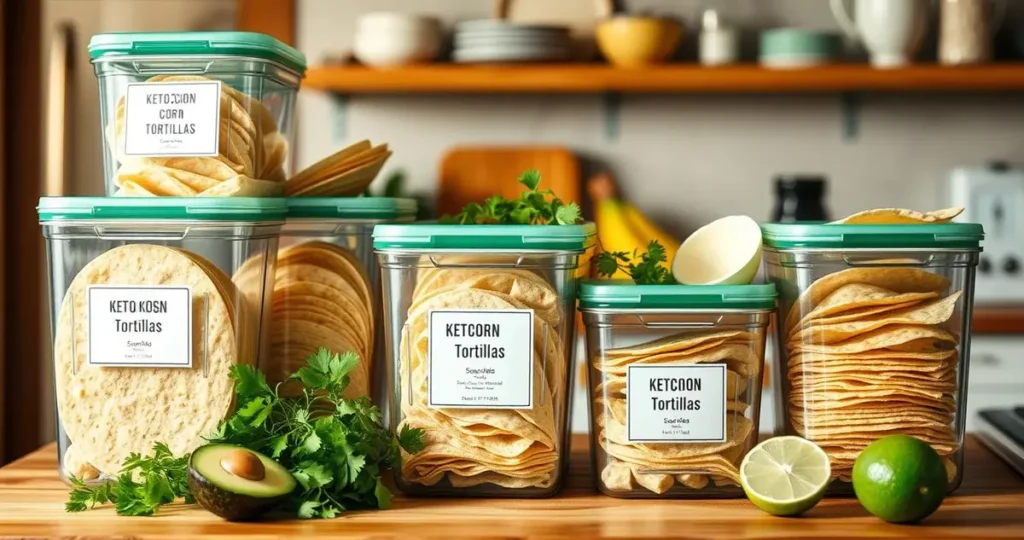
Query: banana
[[595, 198, 647, 279], [621, 201, 681, 263]]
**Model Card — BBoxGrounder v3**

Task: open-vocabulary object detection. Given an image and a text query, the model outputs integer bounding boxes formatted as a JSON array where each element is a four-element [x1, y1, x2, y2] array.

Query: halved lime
[[741, 436, 832, 516]]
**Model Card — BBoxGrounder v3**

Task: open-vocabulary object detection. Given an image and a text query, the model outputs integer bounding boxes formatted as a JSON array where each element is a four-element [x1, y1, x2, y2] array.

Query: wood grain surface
[[304, 64, 1024, 94], [973, 306, 1024, 334], [0, 435, 1021, 539]]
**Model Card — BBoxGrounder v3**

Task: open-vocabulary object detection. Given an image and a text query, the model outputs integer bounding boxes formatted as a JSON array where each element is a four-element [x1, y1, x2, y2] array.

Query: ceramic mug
[[830, 0, 930, 67]]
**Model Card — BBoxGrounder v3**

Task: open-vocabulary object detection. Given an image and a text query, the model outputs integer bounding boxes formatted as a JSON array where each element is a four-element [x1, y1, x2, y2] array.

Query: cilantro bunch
[[209, 348, 424, 518], [65, 442, 193, 516], [444, 169, 581, 225], [596, 240, 677, 285]]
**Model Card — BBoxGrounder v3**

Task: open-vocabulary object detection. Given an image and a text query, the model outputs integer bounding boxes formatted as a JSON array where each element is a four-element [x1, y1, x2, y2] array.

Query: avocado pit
[[221, 448, 266, 482]]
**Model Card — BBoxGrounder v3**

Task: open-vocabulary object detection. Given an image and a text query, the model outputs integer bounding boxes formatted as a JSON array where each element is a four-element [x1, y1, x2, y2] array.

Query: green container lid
[[88, 31, 307, 74], [38, 197, 287, 222], [373, 223, 597, 251], [287, 197, 417, 220], [579, 281, 777, 310], [761, 222, 984, 249]]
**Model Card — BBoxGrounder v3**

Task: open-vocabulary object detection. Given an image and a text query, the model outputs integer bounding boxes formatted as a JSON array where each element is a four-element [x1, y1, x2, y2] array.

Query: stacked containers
[[761, 222, 984, 493], [374, 223, 596, 496], [580, 282, 776, 498], [88, 32, 306, 195], [39, 197, 286, 483], [266, 198, 418, 408]]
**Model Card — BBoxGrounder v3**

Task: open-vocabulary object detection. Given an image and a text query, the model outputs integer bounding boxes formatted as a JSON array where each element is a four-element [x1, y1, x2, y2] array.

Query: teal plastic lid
[[88, 32, 307, 74], [373, 223, 597, 251], [579, 281, 777, 310], [761, 222, 984, 249], [287, 197, 417, 220], [38, 197, 287, 222]]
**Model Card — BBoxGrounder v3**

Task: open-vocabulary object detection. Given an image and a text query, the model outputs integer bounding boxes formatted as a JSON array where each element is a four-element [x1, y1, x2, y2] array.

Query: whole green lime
[[852, 435, 947, 524]]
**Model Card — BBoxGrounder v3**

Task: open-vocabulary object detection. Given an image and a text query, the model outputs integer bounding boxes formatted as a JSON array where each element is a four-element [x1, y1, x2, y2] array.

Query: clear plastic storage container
[[39, 197, 286, 484], [89, 32, 307, 195], [267, 198, 417, 407], [580, 282, 776, 498], [761, 222, 984, 493], [374, 223, 596, 497]]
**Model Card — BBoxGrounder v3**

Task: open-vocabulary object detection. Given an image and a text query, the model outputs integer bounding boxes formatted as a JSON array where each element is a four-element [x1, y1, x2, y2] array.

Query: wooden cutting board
[[438, 146, 581, 217]]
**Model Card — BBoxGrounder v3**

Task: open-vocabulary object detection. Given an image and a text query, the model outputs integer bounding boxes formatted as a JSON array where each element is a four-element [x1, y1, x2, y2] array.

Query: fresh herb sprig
[[65, 442, 193, 516], [209, 348, 424, 519], [443, 169, 582, 225], [596, 240, 677, 285]]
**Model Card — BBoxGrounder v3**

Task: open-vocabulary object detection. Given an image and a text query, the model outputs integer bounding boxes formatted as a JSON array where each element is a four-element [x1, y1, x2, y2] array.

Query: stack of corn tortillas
[[283, 139, 392, 197], [592, 330, 761, 494], [781, 206, 967, 483], [397, 264, 568, 490], [261, 241, 375, 399], [108, 75, 289, 197], [54, 245, 249, 478]]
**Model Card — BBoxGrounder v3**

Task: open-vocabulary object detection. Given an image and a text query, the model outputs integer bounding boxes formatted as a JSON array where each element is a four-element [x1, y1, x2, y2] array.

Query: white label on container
[[427, 309, 534, 409], [87, 286, 192, 368], [626, 364, 727, 443], [122, 81, 222, 157]]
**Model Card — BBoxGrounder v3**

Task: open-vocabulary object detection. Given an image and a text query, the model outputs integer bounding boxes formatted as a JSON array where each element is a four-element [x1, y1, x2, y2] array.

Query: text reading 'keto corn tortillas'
[[397, 262, 568, 490], [108, 74, 287, 196], [781, 207, 966, 483], [593, 330, 762, 494], [54, 245, 250, 477]]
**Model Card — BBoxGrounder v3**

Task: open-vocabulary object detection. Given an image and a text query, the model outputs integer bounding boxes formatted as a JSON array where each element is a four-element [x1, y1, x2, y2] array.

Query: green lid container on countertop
[[761, 222, 984, 250], [373, 223, 597, 251], [579, 281, 777, 310]]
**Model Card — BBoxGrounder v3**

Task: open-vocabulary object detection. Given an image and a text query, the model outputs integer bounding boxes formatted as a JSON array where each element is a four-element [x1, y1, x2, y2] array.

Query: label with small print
[[427, 309, 534, 409], [87, 286, 192, 368], [122, 81, 222, 157], [626, 364, 727, 443]]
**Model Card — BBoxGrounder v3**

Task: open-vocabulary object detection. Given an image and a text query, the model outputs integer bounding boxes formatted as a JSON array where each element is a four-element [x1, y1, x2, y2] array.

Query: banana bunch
[[589, 174, 680, 279]]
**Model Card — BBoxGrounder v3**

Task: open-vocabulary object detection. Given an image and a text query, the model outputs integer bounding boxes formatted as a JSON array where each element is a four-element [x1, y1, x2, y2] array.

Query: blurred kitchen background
[[1, 0, 1022, 463]]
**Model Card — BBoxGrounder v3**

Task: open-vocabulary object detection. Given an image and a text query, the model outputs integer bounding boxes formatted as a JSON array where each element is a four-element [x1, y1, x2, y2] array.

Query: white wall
[[297, 0, 1024, 234]]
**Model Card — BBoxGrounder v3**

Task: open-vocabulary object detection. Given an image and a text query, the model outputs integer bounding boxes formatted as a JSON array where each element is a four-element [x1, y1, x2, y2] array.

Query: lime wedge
[[741, 436, 831, 516]]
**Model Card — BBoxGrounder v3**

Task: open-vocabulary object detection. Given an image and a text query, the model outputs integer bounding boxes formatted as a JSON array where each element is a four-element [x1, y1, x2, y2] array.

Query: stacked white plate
[[452, 20, 572, 63]]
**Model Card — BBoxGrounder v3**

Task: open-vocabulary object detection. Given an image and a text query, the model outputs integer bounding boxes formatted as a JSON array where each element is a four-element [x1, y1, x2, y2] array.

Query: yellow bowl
[[596, 16, 683, 68]]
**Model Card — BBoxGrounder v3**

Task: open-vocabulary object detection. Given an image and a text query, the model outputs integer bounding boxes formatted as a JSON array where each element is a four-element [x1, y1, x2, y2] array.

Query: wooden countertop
[[0, 436, 1021, 539]]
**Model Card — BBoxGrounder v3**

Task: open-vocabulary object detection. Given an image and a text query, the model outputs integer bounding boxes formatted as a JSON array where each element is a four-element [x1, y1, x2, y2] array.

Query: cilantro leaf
[[518, 169, 541, 191], [297, 500, 321, 519], [231, 365, 272, 399], [595, 241, 677, 285], [374, 478, 393, 510], [398, 425, 426, 454]]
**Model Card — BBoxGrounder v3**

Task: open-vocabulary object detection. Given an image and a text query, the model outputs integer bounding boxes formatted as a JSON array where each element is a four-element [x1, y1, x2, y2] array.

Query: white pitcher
[[830, 0, 930, 68]]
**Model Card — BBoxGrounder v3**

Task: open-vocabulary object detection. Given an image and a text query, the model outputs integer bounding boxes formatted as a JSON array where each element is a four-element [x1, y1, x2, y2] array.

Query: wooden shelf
[[973, 305, 1024, 334], [305, 64, 1024, 94]]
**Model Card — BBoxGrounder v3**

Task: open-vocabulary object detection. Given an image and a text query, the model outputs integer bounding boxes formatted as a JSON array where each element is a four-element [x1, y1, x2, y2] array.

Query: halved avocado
[[188, 444, 296, 521]]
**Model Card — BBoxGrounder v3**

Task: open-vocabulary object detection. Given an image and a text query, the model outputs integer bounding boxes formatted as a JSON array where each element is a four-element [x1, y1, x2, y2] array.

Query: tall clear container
[[39, 197, 286, 484], [580, 282, 776, 498], [267, 198, 417, 410], [89, 32, 306, 195], [761, 222, 984, 494], [374, 223, 596, 497]]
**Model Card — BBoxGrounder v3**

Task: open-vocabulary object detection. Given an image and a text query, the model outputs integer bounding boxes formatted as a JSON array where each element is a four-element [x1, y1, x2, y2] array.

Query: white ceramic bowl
[[353, 13, 442, 67], [672, 215, 763, 285]]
